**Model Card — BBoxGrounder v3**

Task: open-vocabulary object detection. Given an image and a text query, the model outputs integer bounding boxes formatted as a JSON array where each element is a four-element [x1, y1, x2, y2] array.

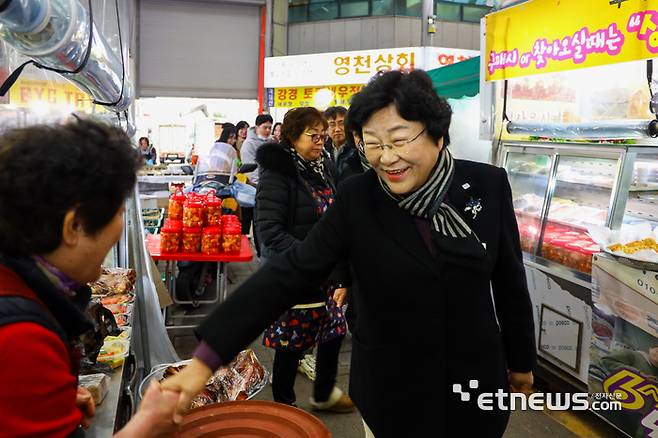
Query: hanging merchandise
[[0, 0, 133, 112]]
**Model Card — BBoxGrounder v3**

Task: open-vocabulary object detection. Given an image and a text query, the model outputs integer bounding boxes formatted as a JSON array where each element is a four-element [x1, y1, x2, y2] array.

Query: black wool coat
[[198, 159, 536, 438], [254, 141, 344, 304]]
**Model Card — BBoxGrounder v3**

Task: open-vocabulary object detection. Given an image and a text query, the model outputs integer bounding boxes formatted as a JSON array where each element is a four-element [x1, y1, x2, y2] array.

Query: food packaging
[[100, 294, 133, 306], [183, 198, 204, 228], [160, 220, 182, 253], [220, 214, 239, 228], [222, 223, 242, 253], [202, 226, 222, 255], [168, 191, 186, 220], [78, 373, 110, 405], [182, 227, 202, 253], [205, 194, 223, 227], [89, 268, 136, 296], [104, 303, 133, 316], [141, 349, 268, 408], [97, 338, 130, 368]]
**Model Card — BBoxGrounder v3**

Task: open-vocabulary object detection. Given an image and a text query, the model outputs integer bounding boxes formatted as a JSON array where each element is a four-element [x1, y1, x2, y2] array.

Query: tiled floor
[[163, 253, 623, 438]]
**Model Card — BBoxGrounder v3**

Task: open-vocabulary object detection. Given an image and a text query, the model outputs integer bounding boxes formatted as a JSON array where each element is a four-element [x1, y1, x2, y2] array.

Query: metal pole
[[421, 0, 434, 47]]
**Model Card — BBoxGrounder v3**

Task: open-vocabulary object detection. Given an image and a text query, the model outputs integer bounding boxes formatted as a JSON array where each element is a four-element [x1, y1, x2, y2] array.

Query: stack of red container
[[539, 224, 599, 274], [160, 191, 243, 255]]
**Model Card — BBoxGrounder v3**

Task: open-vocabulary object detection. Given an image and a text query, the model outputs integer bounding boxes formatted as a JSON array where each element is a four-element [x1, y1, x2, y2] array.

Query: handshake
[[77, 359, 213, 438]]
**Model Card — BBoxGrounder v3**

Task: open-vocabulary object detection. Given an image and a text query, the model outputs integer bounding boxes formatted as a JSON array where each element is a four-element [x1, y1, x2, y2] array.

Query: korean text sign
[[265, 47, 477, 88], [485, 0, 658, 81], [271, 84, 364, 108]]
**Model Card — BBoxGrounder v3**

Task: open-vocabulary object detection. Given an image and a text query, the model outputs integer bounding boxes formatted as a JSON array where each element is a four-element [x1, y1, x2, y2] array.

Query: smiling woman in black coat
[[253, 107, 354, 412], [163, 70, 536, 438]]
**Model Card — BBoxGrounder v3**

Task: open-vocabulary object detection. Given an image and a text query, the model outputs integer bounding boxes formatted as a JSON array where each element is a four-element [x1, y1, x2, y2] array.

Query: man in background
[[324, 106, 362, 184]]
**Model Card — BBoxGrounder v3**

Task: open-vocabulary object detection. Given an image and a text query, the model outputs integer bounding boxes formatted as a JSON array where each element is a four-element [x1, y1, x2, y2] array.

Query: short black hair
[[255, 114, 273, 126], [347, 70, 452, 146], [0, 119, 140, 256], [324, 106, 347, 121], [138, 136, 149, 145], [281, 107, 328, 145]]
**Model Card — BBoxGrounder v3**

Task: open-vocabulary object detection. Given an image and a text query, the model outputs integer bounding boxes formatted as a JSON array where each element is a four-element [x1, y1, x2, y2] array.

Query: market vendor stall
[[484, 0, 658, 435]]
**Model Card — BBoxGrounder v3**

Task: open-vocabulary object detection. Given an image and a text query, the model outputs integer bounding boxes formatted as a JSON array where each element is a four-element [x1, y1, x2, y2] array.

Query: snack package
[[104, 303, 132, 316], [97, 338, 129, 369], [79, 373, 110, 405], [154, 349, 267, 408], [90, 268, 136, 295], [100, 294, 133, 306]]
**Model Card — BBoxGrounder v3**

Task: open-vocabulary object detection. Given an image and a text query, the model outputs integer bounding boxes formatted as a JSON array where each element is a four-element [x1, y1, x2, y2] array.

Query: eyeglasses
[[328, 120, 344, 128], [303, 132, 328, 143], [363, 128, 426, 153]]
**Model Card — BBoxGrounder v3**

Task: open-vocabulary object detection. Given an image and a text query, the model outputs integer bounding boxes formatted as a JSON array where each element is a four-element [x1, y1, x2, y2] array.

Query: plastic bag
[[231, 181, 256, 208]]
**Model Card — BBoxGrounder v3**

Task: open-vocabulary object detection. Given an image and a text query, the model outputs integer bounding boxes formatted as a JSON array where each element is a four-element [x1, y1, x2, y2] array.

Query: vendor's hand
[[140, 381, 181, 435], [333, 288, 347, 307], [76, 386, 95, 429], [160, 357, 213, 422], [508, 371, 534, 395], [115, 381, 180, 438]]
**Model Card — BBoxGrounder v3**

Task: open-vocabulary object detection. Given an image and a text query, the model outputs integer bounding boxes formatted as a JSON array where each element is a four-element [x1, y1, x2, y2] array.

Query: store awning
[[427, 56, 480, 100]]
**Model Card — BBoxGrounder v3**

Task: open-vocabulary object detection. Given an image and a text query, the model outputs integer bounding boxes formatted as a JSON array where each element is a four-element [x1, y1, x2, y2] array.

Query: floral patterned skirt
[[262, 288, 346, 351]]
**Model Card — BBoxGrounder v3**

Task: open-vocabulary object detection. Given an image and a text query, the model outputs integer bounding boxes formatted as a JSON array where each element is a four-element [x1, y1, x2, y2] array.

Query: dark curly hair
[[281, 107, 328, 145], [0, 118, 140, 256], [346, 70, 452, 146]]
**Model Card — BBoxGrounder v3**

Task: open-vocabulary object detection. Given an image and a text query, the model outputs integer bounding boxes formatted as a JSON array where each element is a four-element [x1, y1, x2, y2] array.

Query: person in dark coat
[[254, 107, 354, 412], [163, 70, 536, 438], [323, 106, 363, 184]]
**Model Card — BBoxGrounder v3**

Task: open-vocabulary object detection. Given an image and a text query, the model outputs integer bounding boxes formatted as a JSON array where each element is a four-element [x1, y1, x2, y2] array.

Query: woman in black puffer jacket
[[254, 107, 354, 413]]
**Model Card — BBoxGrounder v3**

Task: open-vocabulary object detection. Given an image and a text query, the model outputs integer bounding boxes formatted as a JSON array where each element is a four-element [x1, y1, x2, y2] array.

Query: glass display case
[[500, 141, 658, 281]]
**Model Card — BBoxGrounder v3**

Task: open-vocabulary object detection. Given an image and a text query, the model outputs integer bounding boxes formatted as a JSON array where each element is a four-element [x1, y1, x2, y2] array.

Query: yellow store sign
[[271, 84, 364, 108], [485, 0, 658, 81], [9, 78, 93, 110]]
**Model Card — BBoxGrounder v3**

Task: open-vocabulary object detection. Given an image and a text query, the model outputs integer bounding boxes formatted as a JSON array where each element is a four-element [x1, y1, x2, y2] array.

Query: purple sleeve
[[192, 341, 223, 371]]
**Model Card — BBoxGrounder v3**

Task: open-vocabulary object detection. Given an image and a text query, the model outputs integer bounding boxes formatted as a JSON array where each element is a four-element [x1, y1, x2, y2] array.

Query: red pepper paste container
[[168, 190, 186, 220], [221, 214, 239, 228], [183, 197, 205, 228], [201, 226, 222, 255], [160, 221, 182, 253], [547, 235, 579, 264], [222, 222, 242, 253], [205, 194, 223, 227], [182, 227, 202, 253]]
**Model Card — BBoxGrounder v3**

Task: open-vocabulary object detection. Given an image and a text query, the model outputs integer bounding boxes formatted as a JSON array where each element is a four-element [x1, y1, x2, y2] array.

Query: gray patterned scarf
[[357, 143, 476, 239]]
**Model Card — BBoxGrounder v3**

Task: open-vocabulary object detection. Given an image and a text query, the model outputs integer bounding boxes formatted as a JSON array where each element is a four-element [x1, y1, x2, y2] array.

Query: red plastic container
[[182, 227, 202, 253], [160, 221, 182, 253], [205, 194, 223, 227], [201, 226, 222, 255], [168, 191, 186, 220], [222, 222, 242, 253], [183, 198, 205, 228], [221, 214, 239, 228]]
